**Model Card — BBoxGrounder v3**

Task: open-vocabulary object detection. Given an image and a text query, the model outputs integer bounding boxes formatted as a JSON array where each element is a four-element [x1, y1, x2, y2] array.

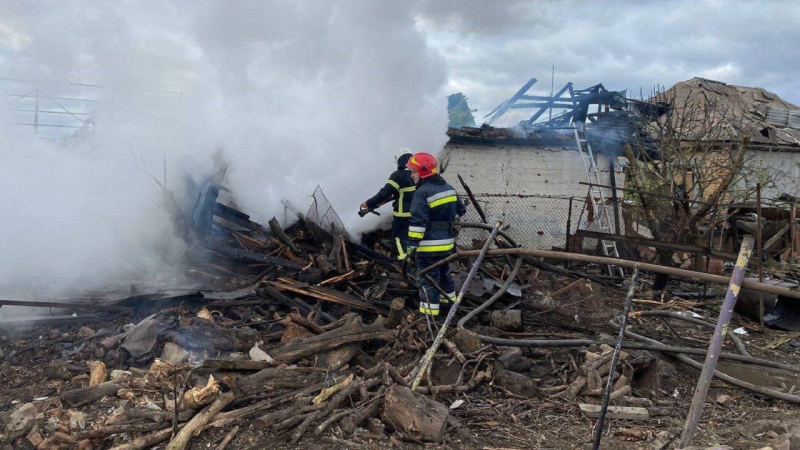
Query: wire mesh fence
[[458, 194, 589, 250], [456, 189, 736, 261], [306, 185, 351, 242]]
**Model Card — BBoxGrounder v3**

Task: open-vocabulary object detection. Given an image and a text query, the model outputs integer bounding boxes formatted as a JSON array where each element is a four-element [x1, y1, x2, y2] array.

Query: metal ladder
[[572, 123, 625, 278]]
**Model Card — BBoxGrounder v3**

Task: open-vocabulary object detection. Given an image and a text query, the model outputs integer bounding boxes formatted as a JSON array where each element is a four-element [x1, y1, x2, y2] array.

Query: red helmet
[[406, 152, 438, 178]]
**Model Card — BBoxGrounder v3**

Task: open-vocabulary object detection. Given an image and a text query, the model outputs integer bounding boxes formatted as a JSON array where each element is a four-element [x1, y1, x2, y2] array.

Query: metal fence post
[[756, 183, 764, 329], [679, 236, 755, 448]]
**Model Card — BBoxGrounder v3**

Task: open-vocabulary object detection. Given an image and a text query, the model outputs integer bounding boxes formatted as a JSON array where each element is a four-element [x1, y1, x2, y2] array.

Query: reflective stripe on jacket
[[407, 174, 467, 256], [366, 169, 416, 218]]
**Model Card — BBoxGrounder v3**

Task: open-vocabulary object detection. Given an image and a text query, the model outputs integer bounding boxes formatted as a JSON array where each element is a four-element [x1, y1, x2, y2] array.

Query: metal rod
[[579, 181, 720, 207], [609, 160, 621, 235], [565, 196, 574, 255], [757, 183, 764, 329], [592, 268, 639, 450], [416, 232, 800, 300], [411, 221, 501, 391], [679, 236, 755, 448], [457, 174, 487, 223], [792, 202, 798, 264]]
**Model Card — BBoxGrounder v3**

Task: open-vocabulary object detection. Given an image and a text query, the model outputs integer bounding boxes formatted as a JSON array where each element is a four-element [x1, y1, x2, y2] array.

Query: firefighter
[[405, 152, 466, 317], [360, 151, 416, 260]]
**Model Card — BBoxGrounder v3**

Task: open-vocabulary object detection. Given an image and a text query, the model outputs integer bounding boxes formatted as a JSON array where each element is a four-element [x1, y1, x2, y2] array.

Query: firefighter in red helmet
[[406, 152, 466, 317]]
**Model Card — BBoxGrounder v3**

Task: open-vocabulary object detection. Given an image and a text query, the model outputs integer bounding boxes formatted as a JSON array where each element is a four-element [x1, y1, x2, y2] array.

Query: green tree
[[447, 93, 476, 128]]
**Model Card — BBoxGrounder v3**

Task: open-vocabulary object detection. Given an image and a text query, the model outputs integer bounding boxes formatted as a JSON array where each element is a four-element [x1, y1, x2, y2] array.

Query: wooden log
[[289, 310, 326, 334], [166, 392, 235, 450], [609, 385, 631, 401], [319, 270, 356, 286], [291, 379, 363, 443], [272, 316, 394, 364], [184, 376, 220, 409], [314, 409, 350, 436], [559, 376, 586, 401], [620, 396, 653, 407], [452, 329, 481, 354], [386, 298, 406, 329], [77, 423, 166, 440], [442, 338, 466, 364], [281, 320, 315, 344], [493, 364, 538, 398], [579, 404, 649, 421], [497, 348, 531, 373], [210, 378, 340, 426], [314, 255, 336, 275], [107, 428, 172, 450], [201, 360, 275, 371], [215, 425, 239, 450], [313, 374, 354, 405], [340, 234, 351, 272], [87, 361, 107, 386], [340, 386, 386, 437], [268, 217, 299, 254], [258, 286, 336, 323], [612, 375, 629, 392], [257, 403, 320, 428], [490, 310, 522, 331], [551, 278, 591, 297], [316, 345, 359, 371], [382, 384, 448, 443], [62, 382, 123, 407], [233, 367, 315, 397]]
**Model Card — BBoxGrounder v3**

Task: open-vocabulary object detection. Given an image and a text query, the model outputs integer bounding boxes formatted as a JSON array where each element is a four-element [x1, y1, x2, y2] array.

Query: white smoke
[[0, 1, 450, 295]]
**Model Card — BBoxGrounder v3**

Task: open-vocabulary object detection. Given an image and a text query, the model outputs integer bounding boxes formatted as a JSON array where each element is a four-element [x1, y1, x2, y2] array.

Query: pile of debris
[[3, 184, 800, 450]]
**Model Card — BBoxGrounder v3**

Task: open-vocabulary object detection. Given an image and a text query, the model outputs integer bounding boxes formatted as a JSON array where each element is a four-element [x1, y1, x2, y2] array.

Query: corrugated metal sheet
[[768, 108, 800, 129]]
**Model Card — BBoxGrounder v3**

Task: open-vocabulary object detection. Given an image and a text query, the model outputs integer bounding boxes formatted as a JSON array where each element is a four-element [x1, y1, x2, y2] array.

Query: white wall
[[441, 141, 625, 249], [441, 142, 621, 197], [739, 150, 800, 200]]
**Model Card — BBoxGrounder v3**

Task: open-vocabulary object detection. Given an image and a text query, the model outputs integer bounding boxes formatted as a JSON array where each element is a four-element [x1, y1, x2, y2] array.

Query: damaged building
[[444, 77, 800, 258], [4, 75, 800, 450]]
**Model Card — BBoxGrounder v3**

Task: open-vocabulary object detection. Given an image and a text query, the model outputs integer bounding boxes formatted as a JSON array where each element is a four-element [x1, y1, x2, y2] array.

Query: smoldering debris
[[1, 178, 800, 450]]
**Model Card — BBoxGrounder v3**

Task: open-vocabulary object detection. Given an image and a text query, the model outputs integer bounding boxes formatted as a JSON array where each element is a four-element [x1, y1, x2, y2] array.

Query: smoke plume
[[0, 1, 449, 296]]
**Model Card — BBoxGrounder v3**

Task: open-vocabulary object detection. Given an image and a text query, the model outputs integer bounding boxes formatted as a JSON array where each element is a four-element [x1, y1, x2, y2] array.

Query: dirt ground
[[1, 270, 799, 450]]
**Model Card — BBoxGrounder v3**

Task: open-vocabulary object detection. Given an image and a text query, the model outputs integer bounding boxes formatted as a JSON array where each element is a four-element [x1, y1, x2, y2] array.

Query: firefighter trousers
[[416, 254, 456, 316]]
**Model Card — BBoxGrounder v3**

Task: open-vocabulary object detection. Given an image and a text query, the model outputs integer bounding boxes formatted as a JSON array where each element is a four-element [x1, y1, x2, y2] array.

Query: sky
[[0, 0, 798, 293], [417, 0, 800, 124]]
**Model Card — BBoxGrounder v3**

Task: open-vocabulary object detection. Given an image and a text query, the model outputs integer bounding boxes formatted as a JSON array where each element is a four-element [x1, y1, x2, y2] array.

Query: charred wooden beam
[[214, 245, 320, 275], [272, 316, 395, 364], [0, 299, 131, 312]]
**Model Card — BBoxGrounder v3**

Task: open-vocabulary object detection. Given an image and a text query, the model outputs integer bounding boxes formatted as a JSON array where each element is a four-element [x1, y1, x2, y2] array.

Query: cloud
[[418, 0, 800, 123]]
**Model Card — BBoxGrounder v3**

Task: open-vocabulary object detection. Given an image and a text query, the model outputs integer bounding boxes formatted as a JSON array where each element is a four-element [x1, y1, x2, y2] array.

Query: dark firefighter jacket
[[365, 155, 416, 219], [408, 174, 467, 256]]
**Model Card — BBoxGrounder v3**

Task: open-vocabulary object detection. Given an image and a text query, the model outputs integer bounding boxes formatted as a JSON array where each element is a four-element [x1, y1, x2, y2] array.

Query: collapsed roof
[[650, 77, 800, 149]]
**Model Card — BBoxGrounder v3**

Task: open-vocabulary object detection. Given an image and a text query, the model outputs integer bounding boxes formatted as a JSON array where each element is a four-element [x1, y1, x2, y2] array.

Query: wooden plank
[[201, 359, 275, 371], [574, 229, 737, 260], [579, 404, 649, 421], [763, 223, 790, 253], [267, 281, 381, 313]]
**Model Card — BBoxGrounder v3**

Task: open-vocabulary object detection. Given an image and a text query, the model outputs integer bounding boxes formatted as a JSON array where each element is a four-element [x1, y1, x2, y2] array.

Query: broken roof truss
[[483, 77, 628, 128]]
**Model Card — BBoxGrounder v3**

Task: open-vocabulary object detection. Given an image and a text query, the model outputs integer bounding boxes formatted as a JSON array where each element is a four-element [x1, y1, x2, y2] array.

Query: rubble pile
[[2, 191, 800, 449]]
